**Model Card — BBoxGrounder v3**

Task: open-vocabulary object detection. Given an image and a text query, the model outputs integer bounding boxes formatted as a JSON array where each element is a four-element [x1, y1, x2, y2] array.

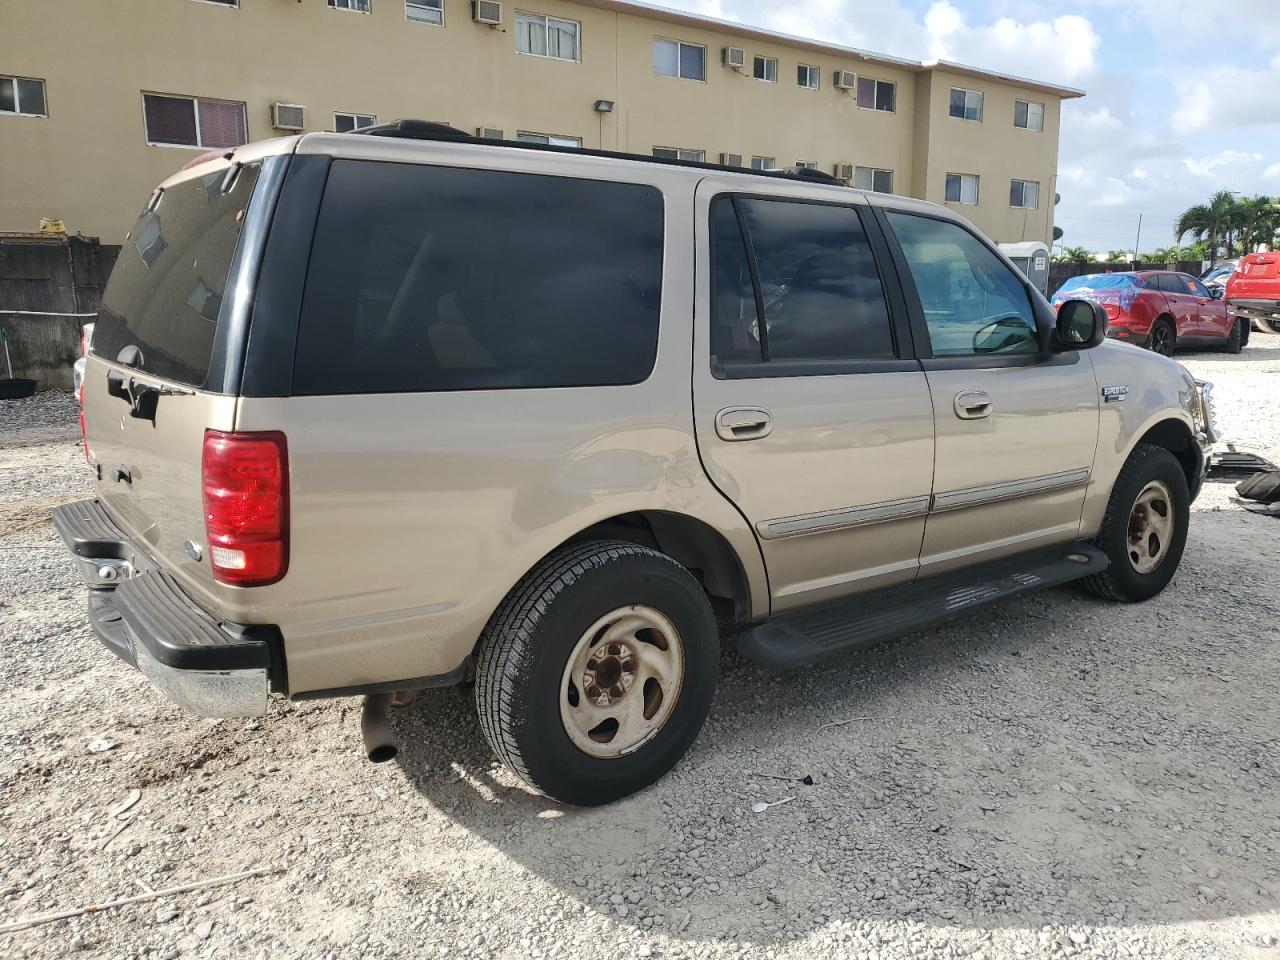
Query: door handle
[[953, 390, 993, 420], [715, 407, 773, 441]]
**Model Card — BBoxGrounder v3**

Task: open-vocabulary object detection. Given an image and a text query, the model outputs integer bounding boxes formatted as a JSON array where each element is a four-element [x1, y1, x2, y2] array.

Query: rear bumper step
[[738, 543, 1108, 670], [52, 499, 281, 717]]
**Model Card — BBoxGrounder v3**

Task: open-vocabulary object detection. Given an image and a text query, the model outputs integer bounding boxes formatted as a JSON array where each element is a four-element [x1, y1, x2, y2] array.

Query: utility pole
[[1133, 214, 1143, 267]]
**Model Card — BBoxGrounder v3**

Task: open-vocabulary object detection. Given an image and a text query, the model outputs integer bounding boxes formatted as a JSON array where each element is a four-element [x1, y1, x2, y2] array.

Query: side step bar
[[738, 543, 1107, 669]]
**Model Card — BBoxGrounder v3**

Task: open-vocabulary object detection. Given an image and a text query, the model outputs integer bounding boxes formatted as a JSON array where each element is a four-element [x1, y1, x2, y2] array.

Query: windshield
[[1055, 274, 1140, 296], [92, 163, 261, 387]]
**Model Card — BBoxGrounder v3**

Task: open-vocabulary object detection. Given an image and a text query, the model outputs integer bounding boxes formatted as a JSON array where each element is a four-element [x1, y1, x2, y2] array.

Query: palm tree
[[1175, 190, 1239, 259], [1148, 245, 1182, 265], [1054, 245, 1092, 263], [1103, 250, 1129, 264], [1233, 195, 1279, 252]]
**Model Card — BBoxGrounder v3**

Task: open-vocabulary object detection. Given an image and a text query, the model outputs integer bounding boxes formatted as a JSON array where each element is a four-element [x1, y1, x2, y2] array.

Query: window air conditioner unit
[[722, 47, 746, 69], [472, 0, 502, 25], [835, 163, 853, 182], [271, 102, 306, 131], [477, 127, 504, 139], [721, 152, 743, 167], [834, 70, 857, 90]]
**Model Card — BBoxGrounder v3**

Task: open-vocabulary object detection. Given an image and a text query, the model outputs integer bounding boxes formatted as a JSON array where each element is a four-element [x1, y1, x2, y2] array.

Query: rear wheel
[[1255, 316, 1280, 335], [475, 540, 718, 805], [1223, 318, 1244, 354], [1148, 318, 1176, 356], [1081, 444, 1189, 602]]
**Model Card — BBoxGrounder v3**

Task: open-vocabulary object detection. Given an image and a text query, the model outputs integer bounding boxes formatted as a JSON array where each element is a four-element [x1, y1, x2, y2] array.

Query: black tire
[[1081, 444, 1190, 602], [475, 540, 718, 806], [1223, 318, 1243, 354], [1148, 317, 1176, 356], [1241, 319, 1251, 347]]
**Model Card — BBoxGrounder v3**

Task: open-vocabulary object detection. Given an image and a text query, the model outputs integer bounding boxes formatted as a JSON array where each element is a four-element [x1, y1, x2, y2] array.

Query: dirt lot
[[2, 343, 1279, 960]]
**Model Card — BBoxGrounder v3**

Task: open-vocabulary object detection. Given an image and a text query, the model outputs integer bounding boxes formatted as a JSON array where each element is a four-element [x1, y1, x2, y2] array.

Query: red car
[[1051, 270, 1243, 355], [1227, 252, 1280, 336]]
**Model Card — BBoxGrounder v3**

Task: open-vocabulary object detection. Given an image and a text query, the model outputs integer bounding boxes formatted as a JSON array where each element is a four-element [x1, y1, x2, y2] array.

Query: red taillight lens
[[201, 430, 289, 587]]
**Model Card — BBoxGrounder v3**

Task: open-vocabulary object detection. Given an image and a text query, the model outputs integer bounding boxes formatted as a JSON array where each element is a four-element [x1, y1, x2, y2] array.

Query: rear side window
[[93, 164, 261, 386], [292, 160, 664, 394], [710, 195, 895, 373]]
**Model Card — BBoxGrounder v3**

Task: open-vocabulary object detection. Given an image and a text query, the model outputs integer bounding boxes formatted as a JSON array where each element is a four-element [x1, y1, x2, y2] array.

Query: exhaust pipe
[[360, 693, 398, 763]]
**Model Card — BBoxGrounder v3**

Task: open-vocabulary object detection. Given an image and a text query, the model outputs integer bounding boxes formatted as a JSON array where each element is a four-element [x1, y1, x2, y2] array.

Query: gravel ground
[[2, 341, 1279, 960]]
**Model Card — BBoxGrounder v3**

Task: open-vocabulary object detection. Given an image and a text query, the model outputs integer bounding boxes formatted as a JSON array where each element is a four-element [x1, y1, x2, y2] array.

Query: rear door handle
[[953, 390, 993, 420], [715, 407, 773, 441]]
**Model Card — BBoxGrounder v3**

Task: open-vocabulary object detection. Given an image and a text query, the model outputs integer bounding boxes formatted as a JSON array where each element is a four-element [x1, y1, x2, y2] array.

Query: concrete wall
[[0, 0, 1077, 246]]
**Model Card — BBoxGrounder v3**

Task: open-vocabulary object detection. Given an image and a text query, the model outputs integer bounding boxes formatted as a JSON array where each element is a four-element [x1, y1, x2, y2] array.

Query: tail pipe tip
[[360, 692, 399, 764]]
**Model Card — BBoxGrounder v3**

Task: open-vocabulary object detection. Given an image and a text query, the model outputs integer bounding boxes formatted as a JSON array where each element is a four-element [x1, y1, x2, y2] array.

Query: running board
[[738, 543, 1108, 669]]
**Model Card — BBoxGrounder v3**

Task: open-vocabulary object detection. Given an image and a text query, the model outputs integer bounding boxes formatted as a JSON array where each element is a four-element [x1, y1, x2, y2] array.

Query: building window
[[795, 160, 817, 169], [517, 131, 582, 147], [797, 64, 819, 89], [0, 75, 46, 117], [653, 39, 706, 80], [1014, 99, 1044, 131], [193, 0, 238, 6], [335, 112, 377, 132], [856, 77, 895, 112], [1010, 179, 1040, 209], [405, 0, 443, 24], [750, 156, 776, 171], [855, 166, 893, 193], [328, 0, 371, 11], [516, 12, 580, 60], [143, 93, 246, 148], [753, 56, 777, 82], [945, 173, 979, 204], [653, 146, 705, 162], [949, 87, 983, 121]]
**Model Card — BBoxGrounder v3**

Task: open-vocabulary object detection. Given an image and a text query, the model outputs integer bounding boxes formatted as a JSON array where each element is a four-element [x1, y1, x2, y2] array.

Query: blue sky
[[650, 0, 1280, 254]]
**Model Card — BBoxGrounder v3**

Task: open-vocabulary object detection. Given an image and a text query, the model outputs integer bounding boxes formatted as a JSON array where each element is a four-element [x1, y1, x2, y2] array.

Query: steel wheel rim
[[559, 605, 685, 759], [1127, 480, 1175, 574]]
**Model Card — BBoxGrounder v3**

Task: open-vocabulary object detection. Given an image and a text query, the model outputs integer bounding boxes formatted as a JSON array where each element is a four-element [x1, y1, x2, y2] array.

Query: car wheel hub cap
[[560, 605, 685, 759], [1126, 480, 1174, 574]]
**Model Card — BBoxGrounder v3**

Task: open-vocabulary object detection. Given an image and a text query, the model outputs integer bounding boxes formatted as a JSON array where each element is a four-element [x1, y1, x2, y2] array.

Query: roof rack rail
[[340, 118, 851, 187]]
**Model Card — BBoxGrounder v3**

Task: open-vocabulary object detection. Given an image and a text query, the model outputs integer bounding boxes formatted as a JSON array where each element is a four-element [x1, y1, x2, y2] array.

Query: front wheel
[[475, 540, 718, 805], [1081, 444, 1190, 602]]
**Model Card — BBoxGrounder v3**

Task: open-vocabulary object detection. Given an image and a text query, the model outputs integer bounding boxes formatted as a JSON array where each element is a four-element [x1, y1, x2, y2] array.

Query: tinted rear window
[[93, 164, 261, 387], [292, 160, 664, 394]]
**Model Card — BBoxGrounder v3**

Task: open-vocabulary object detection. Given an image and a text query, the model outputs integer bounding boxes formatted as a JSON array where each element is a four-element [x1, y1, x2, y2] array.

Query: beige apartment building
[[0, 0, 1081, 244]]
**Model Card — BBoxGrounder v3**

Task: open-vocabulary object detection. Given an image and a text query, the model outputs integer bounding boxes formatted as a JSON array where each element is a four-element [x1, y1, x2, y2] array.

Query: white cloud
[[1170, 55, 1280, 135], [922, 3, 1100, 84], [1265, 164, 1280, 181], [1183, 150, 1265, 179]]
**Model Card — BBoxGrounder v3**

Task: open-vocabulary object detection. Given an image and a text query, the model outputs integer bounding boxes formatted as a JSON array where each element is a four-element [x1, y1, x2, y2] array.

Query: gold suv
[[54, 122, 1215, 805]]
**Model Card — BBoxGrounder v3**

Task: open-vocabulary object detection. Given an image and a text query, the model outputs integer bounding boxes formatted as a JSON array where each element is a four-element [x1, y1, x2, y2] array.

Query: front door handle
[[953, 390, 993, 420], [715, 407, 773, 441]]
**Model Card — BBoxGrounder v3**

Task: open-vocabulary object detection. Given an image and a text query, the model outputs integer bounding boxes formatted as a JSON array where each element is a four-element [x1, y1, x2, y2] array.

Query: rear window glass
[[292, 160, 664, 394], [1055, 274, 1139, 295], [93, 164, 260, 387]]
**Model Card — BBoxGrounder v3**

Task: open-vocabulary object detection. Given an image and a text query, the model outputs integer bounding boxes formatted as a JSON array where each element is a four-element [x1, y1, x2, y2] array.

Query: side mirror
[[1054, 299, 1107, 351]]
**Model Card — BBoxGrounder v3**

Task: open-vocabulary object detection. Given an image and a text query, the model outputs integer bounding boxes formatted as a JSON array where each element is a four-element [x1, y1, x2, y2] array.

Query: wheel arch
[[1132, 417, 1200, 495]]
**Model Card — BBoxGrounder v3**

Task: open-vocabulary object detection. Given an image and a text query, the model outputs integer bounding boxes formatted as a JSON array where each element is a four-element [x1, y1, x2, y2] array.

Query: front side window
[[797, 64, 819, 89], [944, 172, 979, 205], [753, 56, 777, 82], [1010, 179, 1040, 209], [516, 12, 580, 60], [949, 87, 983, 121], [710, 196, 895, 370], [143, 93, 246, 148], [653, 146, 705, 162], [329, 0, 371, 10], [517, 131, 582, 147], [405, 0, 443, 24], [857, 77, 896, 112], [886, 212, 1037, 358], [0, 75, 47, 117], [1014, 99, 1044, 131], [653, 38, 705, 80], [94, 164, 263, 386], [854, 166, 893, 193], [335, 112, 377, 132], [293, 161, 664, 394], [750, 156, 775, 171]]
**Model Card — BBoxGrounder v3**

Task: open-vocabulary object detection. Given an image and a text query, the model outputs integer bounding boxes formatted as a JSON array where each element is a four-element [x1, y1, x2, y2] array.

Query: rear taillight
[[201, 431, 289, 587]]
